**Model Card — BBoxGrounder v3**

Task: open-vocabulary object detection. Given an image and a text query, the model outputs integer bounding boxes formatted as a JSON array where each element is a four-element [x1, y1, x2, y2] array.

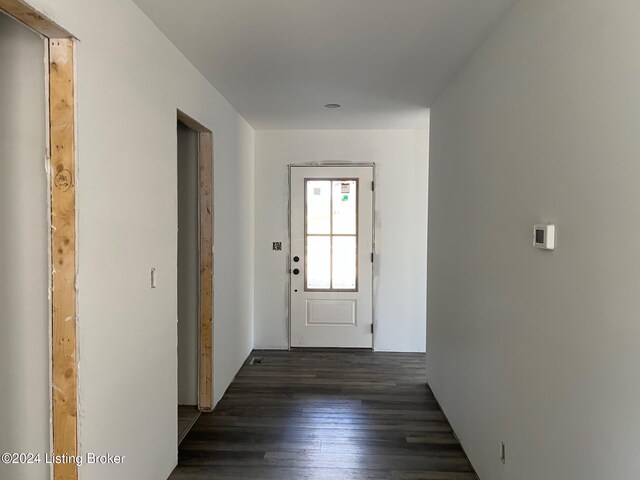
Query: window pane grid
[[307, 233, 356, 237], [305, 179, 358, 291]]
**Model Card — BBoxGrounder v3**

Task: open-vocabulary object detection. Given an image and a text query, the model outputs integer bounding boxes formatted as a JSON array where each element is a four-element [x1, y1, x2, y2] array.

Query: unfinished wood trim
[[198, 131, 214, 412], [50, 38, 78, 480], [177, 109, 210, 134], [178, 111, 214, 411], [0, 0, 71, 38], [1, 2, 78, 477]]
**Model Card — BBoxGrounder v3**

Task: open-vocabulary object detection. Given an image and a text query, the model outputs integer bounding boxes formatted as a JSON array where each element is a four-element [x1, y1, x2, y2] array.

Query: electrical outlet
[[499, 441, 506, 464]]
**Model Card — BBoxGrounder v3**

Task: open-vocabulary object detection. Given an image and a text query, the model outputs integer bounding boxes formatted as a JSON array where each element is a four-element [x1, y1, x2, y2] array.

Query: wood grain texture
[[171, 350, 478, 480], [49, 38, 77, 480], [198, 132, 213, 412], [0, 0, 71, 37]]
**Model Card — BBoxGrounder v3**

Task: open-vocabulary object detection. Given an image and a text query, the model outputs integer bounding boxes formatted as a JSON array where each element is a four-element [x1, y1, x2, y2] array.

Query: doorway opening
[[0, 4, 76, 479], [0, 12, 49, 479], [176, 110, 214, 445], [289, 165, 375, 348], [177, 120, 200, 443]]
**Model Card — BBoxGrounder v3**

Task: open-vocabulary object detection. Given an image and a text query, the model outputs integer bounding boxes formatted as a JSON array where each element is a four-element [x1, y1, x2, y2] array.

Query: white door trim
[[287, 162, 377, 349]]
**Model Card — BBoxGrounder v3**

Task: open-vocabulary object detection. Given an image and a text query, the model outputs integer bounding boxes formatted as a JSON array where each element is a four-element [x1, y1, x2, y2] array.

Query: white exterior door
[[290, 166, 373, 348]]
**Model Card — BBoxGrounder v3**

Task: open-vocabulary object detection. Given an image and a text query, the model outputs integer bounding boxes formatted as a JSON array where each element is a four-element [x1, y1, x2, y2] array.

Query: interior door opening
[[0, 12, 50, 479], [177, 120, 201, 443], [1, 6, 77, 479], [289, 165, 374, 348], [175, 109, 214, 449]]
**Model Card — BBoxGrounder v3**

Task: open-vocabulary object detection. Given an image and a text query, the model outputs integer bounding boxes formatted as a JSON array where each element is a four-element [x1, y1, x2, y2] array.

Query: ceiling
[[133, 0, 517, 129]]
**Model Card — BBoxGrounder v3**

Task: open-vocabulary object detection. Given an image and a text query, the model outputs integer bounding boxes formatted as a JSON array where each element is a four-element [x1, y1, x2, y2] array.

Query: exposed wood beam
[[198, 131, 214, 412], [178, 109, 210, 134], [49, 37, 78, 480], [1, 2, 78, 478], [0, 0, 71, 38]]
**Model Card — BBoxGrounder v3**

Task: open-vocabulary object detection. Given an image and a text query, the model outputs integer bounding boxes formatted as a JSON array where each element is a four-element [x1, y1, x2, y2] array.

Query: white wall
[[177, 123, 198, 406], [0, 14, 49, 480], [11, 1, 255, 479], [428, 1, 640, 479], [254, 129, 429, 352]]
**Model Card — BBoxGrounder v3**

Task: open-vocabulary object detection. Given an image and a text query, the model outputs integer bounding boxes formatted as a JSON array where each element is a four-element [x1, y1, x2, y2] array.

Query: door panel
[[307, 299, 356, 326], [290, 166, 373, 348]]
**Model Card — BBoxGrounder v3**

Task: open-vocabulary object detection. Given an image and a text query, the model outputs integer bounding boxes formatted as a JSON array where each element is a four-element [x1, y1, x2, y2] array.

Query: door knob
[[293, 268, 300, 275]]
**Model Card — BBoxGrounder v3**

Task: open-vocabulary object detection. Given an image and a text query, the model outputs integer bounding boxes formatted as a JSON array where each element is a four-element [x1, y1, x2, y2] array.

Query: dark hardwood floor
[[170, 349, 477, 480], [178, 405, 201, 445]]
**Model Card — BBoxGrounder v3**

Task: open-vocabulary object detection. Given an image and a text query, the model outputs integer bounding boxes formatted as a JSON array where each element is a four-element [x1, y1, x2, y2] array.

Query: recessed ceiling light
[[324, 103, 341, 109]]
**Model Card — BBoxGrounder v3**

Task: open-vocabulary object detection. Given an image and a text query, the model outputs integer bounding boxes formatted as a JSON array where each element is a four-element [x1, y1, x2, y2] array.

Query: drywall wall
[[0, 14, 49, 480], [428, 1, 640, 479], [254, 129, 429, 352], [177, 122, 198, 406], [9, 1, 255, 479]]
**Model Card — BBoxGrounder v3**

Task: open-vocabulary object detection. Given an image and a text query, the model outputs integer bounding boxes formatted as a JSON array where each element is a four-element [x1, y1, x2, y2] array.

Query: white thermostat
[[533, 224, 555, 250]]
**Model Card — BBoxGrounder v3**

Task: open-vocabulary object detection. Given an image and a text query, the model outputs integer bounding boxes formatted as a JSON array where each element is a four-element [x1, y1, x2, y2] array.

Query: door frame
[[177, 110, 214, 412], [0, 4, 217, 478], [0, 3, 77, 480], [287, 162, 377, 350]]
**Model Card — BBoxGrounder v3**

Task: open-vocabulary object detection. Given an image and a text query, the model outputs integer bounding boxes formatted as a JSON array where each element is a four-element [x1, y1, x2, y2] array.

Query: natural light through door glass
[[332, 236, 357, 289], [305, 178, 358, 291], [306, 180, 331, 234], [306, 236, 331, 289], [332, 180, 357, 234]]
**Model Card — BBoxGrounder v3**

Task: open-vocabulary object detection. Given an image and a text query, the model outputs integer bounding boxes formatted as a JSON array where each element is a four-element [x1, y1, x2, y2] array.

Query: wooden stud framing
[[178, 109, 209, 133], [178, 110, 214, 412], [198, 131, 214, 412], [0, 0, 70, 37], [49, 38, 78, 480], [1, 3, 76, 480], [3, 1, 215, 474]]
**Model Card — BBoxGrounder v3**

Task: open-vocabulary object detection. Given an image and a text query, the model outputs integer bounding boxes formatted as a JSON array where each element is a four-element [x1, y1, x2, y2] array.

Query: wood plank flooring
[[178, 405, 201, 445], [170, 349, 477, 480]]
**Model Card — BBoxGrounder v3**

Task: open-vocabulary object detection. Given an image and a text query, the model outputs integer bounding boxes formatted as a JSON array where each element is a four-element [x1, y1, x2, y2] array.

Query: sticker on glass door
[[305, 179, 358, 291]]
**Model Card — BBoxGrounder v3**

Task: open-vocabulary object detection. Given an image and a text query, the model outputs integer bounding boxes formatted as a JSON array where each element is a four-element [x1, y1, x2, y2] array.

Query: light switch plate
[[533, 224, 555, 250]]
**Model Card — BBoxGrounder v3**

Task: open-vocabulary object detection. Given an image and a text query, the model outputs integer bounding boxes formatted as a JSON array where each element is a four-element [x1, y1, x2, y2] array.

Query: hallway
[[170, 350, 476, 479]]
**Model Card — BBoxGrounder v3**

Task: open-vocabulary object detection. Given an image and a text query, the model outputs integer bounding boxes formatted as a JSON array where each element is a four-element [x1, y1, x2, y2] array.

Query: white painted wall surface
[[254, 129, 429, 352], [177, 123, 198, 406], [0, 14, 49, 480], [11, 1, 255, 479], [428, 1, 640, 479]]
